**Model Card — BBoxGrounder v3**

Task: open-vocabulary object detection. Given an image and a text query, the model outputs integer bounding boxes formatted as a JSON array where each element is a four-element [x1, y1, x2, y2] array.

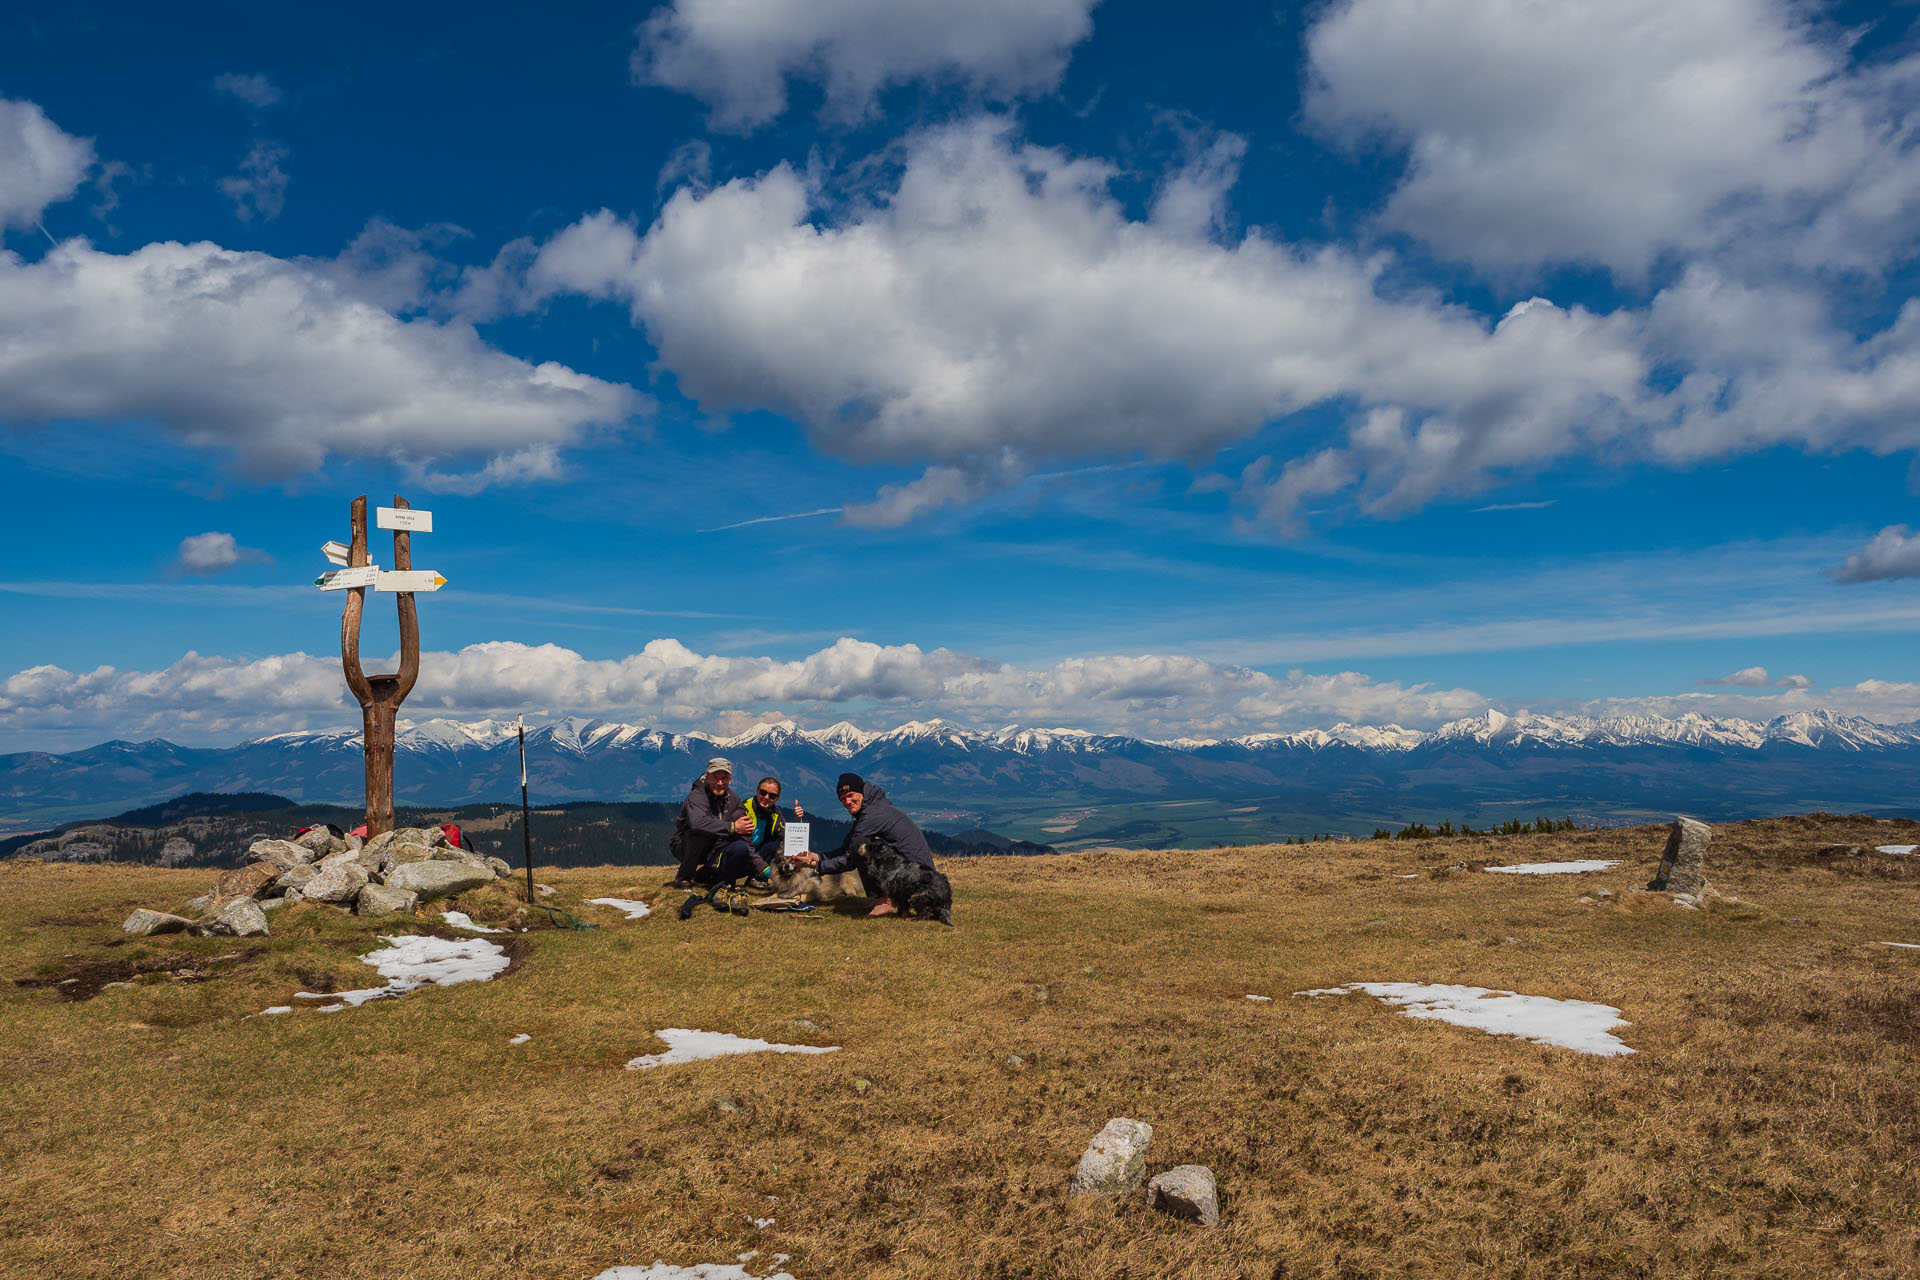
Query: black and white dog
[[861, 838, 954, 926]]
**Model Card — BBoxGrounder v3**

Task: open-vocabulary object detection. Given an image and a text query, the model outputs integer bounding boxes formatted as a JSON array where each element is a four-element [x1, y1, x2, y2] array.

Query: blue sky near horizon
[[4, 0, 1920, 752]]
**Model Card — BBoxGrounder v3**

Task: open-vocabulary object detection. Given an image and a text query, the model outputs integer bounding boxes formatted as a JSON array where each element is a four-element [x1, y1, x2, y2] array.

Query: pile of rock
[[122, 825, 515, 939]]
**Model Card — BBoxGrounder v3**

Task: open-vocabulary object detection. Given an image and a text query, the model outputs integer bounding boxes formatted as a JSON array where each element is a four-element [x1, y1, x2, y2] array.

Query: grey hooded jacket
[[818, 783, 936, 874]]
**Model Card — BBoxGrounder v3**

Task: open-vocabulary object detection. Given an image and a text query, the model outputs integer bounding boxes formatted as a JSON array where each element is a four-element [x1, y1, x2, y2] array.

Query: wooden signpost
[[324, 495, 447, 837]]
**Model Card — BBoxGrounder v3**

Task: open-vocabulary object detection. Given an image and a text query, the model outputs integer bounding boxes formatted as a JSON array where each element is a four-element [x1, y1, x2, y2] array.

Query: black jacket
[[818, 784, 936, 874], [672, 778, 746, 864]]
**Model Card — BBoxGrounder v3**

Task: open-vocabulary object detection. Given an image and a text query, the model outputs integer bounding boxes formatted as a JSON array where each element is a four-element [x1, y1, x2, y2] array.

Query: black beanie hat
[[836, 772, 865, 795]]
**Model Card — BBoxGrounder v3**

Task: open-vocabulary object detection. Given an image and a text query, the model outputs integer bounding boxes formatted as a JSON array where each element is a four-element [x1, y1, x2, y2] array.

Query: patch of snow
[[1295, 982, 1634, 1056], [1876, 845, 1918, 855], [1244, 994, 1272, 1002], [749, 1216, 774, 1229], [625, 1028, 840, 1071], [538, 884, 557, 897], [509, 1033, 531, 1045], [588, 897, 652, 919], [590, 1265, 796, 1280], [1396, 873, 1419, 879], [293, 934, 510, 1008], [315, 1003, 345, 1012], [442, 910, 504, 933], [1875, 941, 1920, 950], [1485, 859, 1620, 875], [261, 1006, 292, 1015]]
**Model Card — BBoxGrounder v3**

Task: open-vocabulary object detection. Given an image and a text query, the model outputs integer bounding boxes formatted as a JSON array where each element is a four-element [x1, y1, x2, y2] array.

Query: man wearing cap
[[669, 757, 765, 889], [789, 773, 937, 917]]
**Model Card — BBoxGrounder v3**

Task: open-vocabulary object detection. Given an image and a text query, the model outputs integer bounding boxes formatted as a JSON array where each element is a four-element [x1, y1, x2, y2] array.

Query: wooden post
[[340, 494, 423, 837]]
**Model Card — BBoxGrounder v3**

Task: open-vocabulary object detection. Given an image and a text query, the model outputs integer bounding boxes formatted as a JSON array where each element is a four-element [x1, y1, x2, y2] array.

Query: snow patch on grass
[[1876, 845, 1917, 855], [1485, 860, 1620, 875], [1875, 941, 1920, 950], [1296, 982, 1635, 1056], [292, 935, 510, 1009], [442, 911, 503, 933], [590, 1265, 795, 1279], [509, 1033, 531, 1044], [588, 897, 652, 919], [625, 1029, 839, 1071], [1244, 994, 1272, 1002]]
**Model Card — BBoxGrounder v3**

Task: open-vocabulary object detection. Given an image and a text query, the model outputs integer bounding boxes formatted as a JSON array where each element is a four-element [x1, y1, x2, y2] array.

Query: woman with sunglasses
[[742, 776, 804, 870]]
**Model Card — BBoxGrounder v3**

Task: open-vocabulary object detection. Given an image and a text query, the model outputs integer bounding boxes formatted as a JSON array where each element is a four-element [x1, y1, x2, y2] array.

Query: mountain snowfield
[[309, 707, 1920, 759]]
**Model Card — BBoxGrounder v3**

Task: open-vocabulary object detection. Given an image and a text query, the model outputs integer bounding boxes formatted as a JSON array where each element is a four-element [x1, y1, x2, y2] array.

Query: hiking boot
[[730, 892, 750, 917]]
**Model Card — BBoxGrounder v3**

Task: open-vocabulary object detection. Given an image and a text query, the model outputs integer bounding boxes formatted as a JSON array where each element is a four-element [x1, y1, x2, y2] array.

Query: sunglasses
[[756, 789, 780, 800]]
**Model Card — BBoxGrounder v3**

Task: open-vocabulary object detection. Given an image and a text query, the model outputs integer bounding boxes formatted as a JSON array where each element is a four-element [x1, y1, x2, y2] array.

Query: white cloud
[[219, 140, 290, 223], [1775, 673, 1814, 690], [0, 97, 93, 230], [0, 636, 1489, 743], [1580, 679, 1920, 728], [633, 0, 1098, 129], [174, 532, 269, 576], [0, 237, 640, 481], [1834, 524, 1920, 583], [516, 118, 1647, 523], [211, 73, 283, 109], [1700, 665, 1771, 687], [1306, 0, 1920, 279]]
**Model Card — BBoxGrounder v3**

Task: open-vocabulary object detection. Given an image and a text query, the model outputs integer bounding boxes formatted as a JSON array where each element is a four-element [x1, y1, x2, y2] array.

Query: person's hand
[[732, 815, 753, 834], [794, 851, 818, 867], [792, 801, 805, 820]]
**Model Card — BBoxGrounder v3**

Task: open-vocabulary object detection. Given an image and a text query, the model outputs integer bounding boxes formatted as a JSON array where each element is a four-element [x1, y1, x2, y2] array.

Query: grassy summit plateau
[[4, 814, 1918, 1279]]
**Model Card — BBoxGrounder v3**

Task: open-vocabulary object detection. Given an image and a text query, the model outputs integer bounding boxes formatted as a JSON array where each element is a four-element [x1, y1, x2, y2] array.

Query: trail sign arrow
[[376, 570, 447, 593], [321, 540, 350, 566], [316, 565, 380, 590], [376, 506, 433, 533]]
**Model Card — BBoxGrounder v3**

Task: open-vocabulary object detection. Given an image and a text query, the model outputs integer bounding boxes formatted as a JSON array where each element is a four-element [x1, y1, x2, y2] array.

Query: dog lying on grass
[[862, 838, 954, 926], [763, 854, 865, 907]]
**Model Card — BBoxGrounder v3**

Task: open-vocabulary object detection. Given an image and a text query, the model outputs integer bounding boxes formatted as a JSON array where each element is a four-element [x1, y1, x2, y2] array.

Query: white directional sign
[[321, 540, 350, 566], [315, 565, 380, 590], [376, 507, 433, 533], [376, 570, 447, 593]]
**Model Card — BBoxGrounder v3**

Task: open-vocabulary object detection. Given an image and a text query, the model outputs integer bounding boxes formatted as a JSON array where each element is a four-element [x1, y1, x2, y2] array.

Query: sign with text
[[375, 507, 433, 533], [321, 540, 350, 566], [375, 570, 447, 593], [315, 565, 380, 590], [782, 822, 811, 858]]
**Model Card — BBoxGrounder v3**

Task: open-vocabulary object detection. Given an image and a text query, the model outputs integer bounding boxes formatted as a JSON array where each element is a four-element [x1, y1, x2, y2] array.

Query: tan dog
[[762, 853, 864, 907]]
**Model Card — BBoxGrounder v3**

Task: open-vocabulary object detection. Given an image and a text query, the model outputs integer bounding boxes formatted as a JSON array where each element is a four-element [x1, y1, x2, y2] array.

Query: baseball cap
[[706, 757, 734, 775]]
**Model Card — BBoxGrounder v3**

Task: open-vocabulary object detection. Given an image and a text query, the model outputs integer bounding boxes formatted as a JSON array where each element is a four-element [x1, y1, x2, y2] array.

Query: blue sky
[[4, 0, 1920, 751]]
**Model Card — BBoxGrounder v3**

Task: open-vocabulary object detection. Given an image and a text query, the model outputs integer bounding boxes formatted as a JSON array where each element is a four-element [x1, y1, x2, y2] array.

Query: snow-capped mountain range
[[7, 708, 1919, 829]]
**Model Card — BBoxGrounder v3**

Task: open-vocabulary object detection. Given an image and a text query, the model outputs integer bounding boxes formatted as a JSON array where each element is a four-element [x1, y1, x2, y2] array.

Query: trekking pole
[[518, 715, 535, 904]]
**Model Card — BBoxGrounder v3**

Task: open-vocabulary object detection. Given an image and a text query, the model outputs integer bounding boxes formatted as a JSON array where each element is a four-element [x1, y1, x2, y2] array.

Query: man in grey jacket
[[790, 772, 936, 916], [669, 757, 762, 888]]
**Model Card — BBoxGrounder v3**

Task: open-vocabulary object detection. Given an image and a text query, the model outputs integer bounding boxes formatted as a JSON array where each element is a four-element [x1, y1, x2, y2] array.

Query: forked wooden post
[[340, 495, 423, 836]]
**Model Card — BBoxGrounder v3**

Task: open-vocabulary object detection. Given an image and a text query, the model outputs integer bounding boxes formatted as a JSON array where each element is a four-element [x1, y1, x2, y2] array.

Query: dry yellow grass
[[3, 814, 1919, 1279]]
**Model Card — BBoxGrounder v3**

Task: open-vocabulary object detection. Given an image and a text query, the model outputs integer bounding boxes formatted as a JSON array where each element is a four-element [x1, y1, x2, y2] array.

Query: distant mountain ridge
[[6, 707, 1920, 832]]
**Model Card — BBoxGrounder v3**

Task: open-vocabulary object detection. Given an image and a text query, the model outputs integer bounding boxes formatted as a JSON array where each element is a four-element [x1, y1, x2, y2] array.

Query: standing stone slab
[[122, 908, 192, 937], [204, 897, 270, 938], [1070, 1118, 1153, 1196], [383, 860, 494, 901], [1647, 816, 1712, 894], [1147, 1166, 1221, 1226]]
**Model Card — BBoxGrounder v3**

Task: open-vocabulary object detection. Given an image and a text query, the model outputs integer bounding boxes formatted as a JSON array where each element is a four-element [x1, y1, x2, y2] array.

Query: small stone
[[247, 839, 315, 871], [259, 896, 291, 912], [1595, 888, 1614, 899], [712, 1097, 744, 1115], [1005, 1054, 1027, 1067], [537, 884, 556, 897], [483, 856, 512, 878], [204, 897, 270, 938], [211, 862, 281, 901], [303, 858, 370, 904], [1070, 1118, 1153, 1196], [383, 860, 494, 901], [354, 883, 419, 917], [1813, 843, 1866, 858], [791, 1018, 819, 1030], [1147, 1165, 1220, 1226], [121, 908, 192, 937], [101, 981, 138, 991]]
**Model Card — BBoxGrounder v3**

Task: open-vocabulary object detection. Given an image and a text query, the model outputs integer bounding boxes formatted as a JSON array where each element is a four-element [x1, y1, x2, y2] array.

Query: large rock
[[294, 826, 348, 856], [204, 897, 269, 937], [275, 863, 319, 894], [212, 862, 282, 901], [354, 883, 419, 916], [303, 858, 371, 904], [122, 908, 192, 936], [1147, 1166, 1221, 1226], [1647, 816, 1712, 895], [384, 860, 494, 901], [1070, 1118, 1153, 1196], [247, 839, 315, 872]]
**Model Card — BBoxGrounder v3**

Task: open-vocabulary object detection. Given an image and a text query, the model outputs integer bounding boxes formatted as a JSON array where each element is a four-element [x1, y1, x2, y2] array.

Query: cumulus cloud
[[211, 73, 283, 109], [0, 96, 93, 230], [633, 0, 1098, 129], [219, 139, 290, 222], [1834, 524, 1920, 583], [1700, 665, 1772, 687], [1774, 673, 1814, 690], [0, 237, 640, 480], [0, 636, 1491, 743], [173, 532, 269, 576], [1306, 0, 1920, 279]]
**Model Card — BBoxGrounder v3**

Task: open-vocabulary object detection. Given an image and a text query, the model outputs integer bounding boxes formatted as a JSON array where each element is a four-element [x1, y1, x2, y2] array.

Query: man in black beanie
[[792, 773, 937, 916]]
